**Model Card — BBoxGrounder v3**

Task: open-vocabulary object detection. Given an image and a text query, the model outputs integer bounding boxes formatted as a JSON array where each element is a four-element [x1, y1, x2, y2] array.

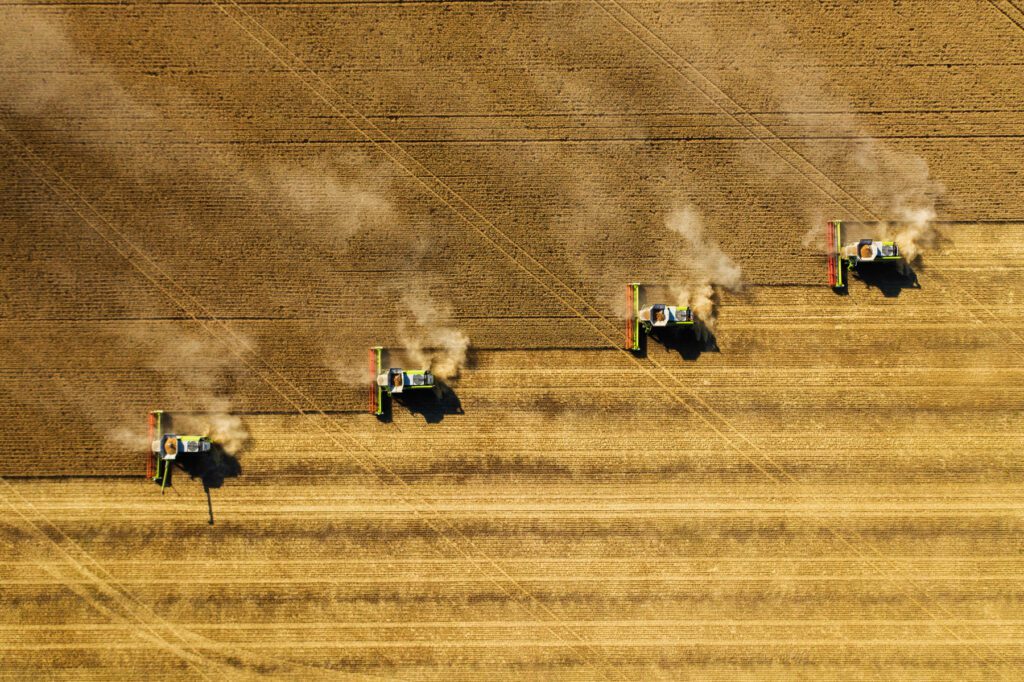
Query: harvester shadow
[[393, 381, 464, 424], [374, 394, 393, 423], [176, 444, 242, 525], [854, 262, 920, 298], [830, 283, 850, 297], [648, 323, 719, 361]]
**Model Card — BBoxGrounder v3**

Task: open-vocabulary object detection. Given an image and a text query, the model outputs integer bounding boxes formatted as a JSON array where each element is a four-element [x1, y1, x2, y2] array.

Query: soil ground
[[2, 1, 1024, 679]]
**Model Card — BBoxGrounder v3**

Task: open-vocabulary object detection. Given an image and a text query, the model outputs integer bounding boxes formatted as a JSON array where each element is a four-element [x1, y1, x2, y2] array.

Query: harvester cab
[[147, 410, 212, 492], [625, 283, 694, 351], [369, 346, 436, 416], [827, 221, 902, 289]]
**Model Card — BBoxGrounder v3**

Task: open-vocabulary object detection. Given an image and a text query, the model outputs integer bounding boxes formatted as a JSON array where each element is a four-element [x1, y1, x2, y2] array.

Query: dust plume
[[666, 206, 742, 331], [331, 357, 374, 387], [793, 142, 943, 264], [106, 333, 252, 455], [109, 425, 150, 451], [749, 42, 946, 263], [851, 143, 945, 263], [0, 11, 155, 123], [265, 160, 394, 246], [1, 9, 394, 240], [177, 403, 249, 457], [106, 398, 249, 456], [399, 294, 470, 381], [4, 10, 397, 402], [156, 337, 250, 455]]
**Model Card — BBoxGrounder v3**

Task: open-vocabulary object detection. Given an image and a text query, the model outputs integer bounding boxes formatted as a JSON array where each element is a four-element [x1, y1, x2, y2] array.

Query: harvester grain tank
[[625, 282, 694, 351], [369, 346, 435, 416], [827, 220, 902, 289]]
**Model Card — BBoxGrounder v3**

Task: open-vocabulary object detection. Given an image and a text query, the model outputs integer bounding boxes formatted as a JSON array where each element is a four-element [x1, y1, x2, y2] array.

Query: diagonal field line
[[595, 0, 1022, 671], [594, 0, 1024, 361], [212, 0, 1021, 675], [6, 2, 1015, 675], [590, 0, 1024, 473], [0, 224, 401, 678], [593, 0, 1024, 364], [0, 127, 619, 682], [203, 0, 794, 479], [593, 0, 1022, 674], [0, 294, 393, 681], [1, 479, 389, 682], [211, 1, 1021, 671], [988, 0, 1024, 33], [590, 0, 1024, 489], [0, 477, 221, 680]]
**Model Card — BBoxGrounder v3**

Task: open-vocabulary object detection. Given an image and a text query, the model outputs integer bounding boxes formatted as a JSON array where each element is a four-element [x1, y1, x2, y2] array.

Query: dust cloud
[[329, 295, 471, 388], [399, 293, 471, 381], [108, 425, 150, 451], [107, 334, 252, 455], [4, 10, 401, 405], [851, 143, 944, 263], [666, 206, 742, 330], [331, 355, 375, 387], [1, 9, 393, 239], [177, 406, 249, 457], [265, 160, 395, 246], [154, 337, 250, 455], [797, 140, 944, 264], [0, 11, 155, 124]]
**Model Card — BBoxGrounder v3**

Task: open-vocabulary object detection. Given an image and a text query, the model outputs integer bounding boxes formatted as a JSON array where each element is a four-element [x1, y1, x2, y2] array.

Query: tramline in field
[[369, 346, 436, 416], [827, 220, 902, 289], [625, 282, 695, 351], [147, 410, 211, 492]]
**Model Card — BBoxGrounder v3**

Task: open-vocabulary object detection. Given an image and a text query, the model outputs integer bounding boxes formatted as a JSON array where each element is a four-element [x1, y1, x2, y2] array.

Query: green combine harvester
[[827, 220, 902, 289], [147, 410, 211, 492], [625, 282, 694, 351], [369, 346, 436, 416]]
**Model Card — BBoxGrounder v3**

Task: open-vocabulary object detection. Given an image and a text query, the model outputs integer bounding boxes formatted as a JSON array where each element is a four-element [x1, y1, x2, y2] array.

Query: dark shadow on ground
[[178, 444, 242, 489], [648, 322, 719, 361], [397, 381, 463, 424], [374, 391, 393, 423], [176, 444, 243, 525], [853, 262, 920, 297]]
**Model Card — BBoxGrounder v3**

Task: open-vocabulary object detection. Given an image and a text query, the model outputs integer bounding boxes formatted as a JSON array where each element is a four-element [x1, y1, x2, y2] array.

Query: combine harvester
[[369, 346, 435, 416], [827, 220, 902, 290], [625, 282, 694, 351], [147, 410, 211, 492]]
